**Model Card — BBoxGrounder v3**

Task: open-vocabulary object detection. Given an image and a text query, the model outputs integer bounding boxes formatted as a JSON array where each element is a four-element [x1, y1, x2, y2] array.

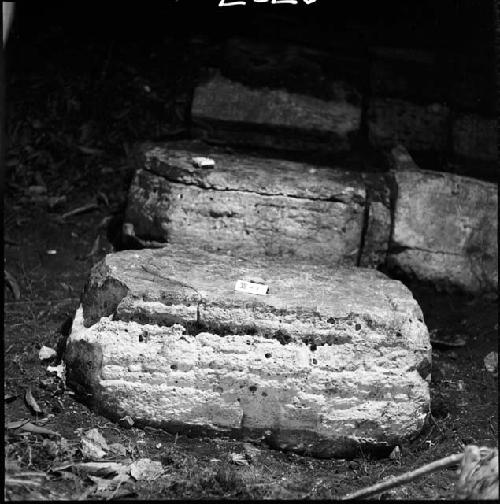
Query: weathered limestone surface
[[125, 144, 389, 267], [66, 245, 431, 458], [388, 167, 498, 294], [452, 114, 498, 162], [368, 98, 449, 152], [126, 142, 496, 294], [191, 72, 361, 153]]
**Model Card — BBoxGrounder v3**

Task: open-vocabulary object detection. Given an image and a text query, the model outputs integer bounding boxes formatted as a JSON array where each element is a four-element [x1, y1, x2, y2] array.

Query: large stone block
[[368, 98, 449, 152], [65, 245, 431, 458], [125, 143, 389, 268], [191, 72, 361, 154], [387, 167, 498, 294]]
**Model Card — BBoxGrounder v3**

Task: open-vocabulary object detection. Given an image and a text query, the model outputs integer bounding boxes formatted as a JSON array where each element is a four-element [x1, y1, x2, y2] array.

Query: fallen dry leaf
[[39, 346, 57, 362], [6, 419, 30, 430], [120, 415, 135, 427], [243, 442, 261, 462], [78, 145, 104, 156], [43, 439, 60, 456], [130, 458, 164, 481], [390, 446, 402, 460], [47, 363, 66, 380], [8, 420, 60, 437], [74, 461, 131, 482], [5, 269, 21, 300], [229, 452, 249, 466], [484, 352, 498, 375], [109, 442, 128, 456], [22, 422, 61, 437], [25, 387, 44, 415], [81, 428, 109, 460]]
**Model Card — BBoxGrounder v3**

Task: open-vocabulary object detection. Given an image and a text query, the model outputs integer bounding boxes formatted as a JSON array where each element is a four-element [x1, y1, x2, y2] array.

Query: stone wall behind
[[188, 1, 497, 182]]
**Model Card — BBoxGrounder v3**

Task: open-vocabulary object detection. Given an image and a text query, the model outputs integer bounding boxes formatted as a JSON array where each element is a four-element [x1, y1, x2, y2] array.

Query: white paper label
[[192, 156, 215, 169], [234, 279, 269, 295]]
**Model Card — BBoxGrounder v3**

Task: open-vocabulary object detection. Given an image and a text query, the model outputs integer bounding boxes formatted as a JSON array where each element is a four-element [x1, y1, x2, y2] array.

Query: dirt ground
[[3, 5, 498, 500]]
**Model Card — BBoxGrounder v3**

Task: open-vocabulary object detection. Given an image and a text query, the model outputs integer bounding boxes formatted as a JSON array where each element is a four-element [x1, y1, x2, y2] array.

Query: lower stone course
[[65, 245, 431, 458]]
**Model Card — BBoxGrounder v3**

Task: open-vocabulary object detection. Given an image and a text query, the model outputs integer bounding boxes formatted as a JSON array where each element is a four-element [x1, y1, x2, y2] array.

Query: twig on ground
[[5, 478, 42, 487], [341, 453, 463, 500], [60, 202, 99, 220]]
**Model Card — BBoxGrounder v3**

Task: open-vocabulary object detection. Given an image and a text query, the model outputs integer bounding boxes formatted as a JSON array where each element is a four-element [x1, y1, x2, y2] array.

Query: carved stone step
[[125, 143, 390, 268], [65, 245, 431, 459], [191, 72, 361, 154], [125, 142, 498, 294]]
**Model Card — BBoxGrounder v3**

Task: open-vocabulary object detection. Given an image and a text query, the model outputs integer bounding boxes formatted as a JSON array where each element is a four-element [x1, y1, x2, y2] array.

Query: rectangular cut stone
[[191, 72, 361, 154], [368, 98, 449, 152], [388, 169, 498, 294], [66, 245, 431, 459], [126, 144, 375, 266], [452, 115, 498, 162]]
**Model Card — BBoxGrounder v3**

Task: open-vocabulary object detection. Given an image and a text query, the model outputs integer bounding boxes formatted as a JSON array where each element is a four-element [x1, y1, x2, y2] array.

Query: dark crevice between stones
[[146, 165, 363, 205], [56, 312, 78, 364], [377, 171, 400, 278], [386, 171, 398, 260], [387, 244, 412, 255], [190, 118, 356, 155], [355, 193, 371, 267], [194, 320, 258, 337]]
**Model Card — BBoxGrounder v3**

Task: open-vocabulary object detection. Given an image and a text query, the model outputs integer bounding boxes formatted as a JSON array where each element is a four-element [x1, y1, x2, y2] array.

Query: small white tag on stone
[[235, 278, 269, 295], [192, 156, 215, 169]]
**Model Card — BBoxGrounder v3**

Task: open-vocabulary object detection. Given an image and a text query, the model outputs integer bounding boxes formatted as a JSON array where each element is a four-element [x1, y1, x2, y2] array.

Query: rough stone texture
[[191, 72, 361, 153], [125, 144, 389, 268], [452, 114, 498, 162], [66, 245, 431, 459], [387, 168, 498, 294], [368, 98, 449, 152], [126, 142, 496, 294]]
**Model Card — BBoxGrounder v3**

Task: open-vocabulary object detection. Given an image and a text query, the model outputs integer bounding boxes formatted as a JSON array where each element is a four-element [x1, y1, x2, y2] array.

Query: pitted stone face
[[125, 145, 392, 271], [66, 244, 431, 459]]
